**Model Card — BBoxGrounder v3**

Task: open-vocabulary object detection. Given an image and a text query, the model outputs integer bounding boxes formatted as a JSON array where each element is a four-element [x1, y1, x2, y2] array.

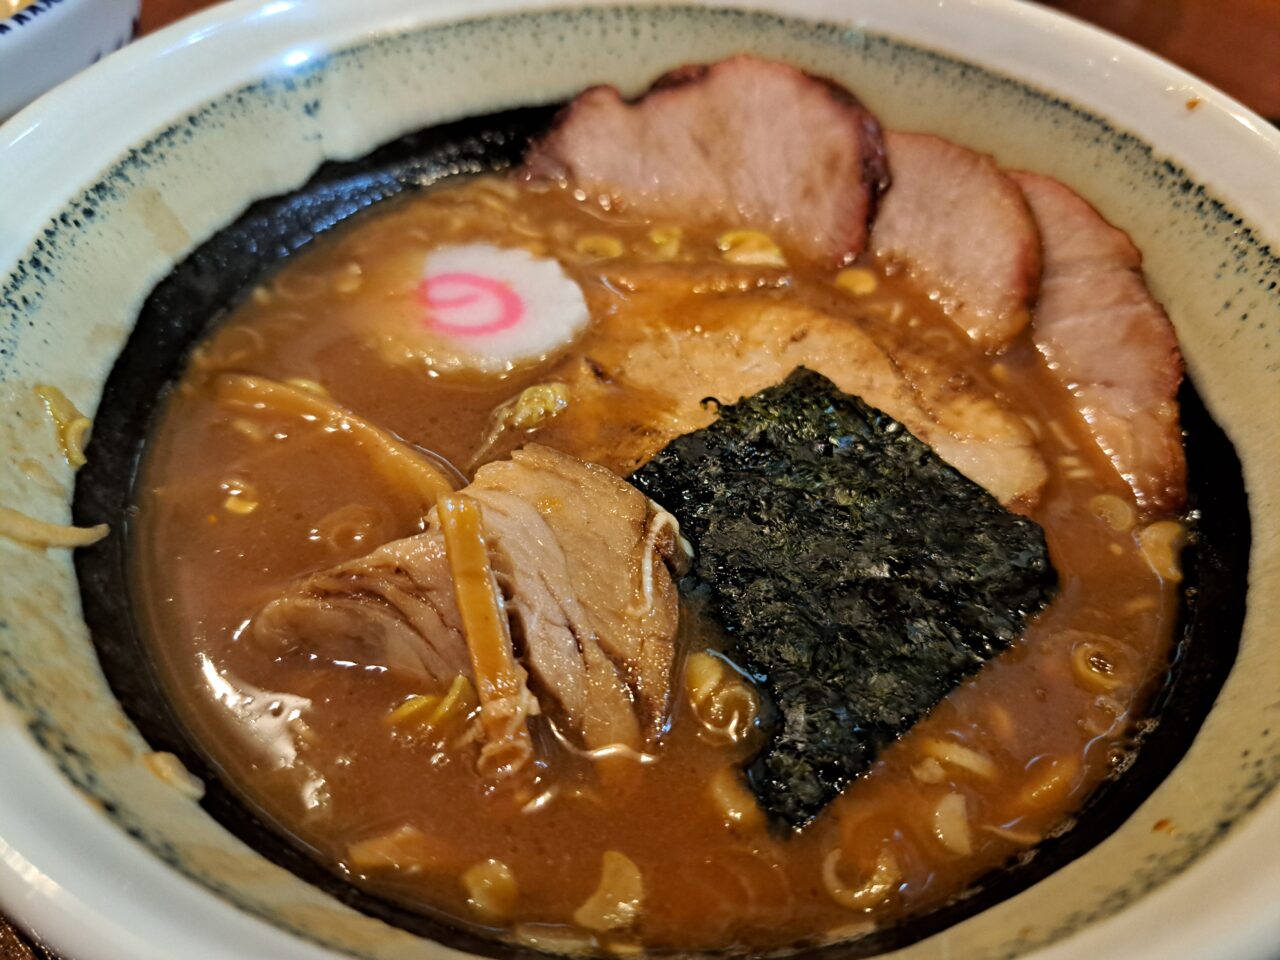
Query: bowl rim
[[0, 2, 1278, 959]]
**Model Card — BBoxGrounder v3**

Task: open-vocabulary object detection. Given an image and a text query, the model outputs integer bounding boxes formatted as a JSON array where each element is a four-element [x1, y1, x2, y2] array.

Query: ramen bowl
[[0, 1, 1277, 959]]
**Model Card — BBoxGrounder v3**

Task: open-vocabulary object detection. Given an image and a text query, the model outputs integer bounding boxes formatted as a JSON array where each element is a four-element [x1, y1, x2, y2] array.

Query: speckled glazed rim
[[0, 2, 1277, 960]]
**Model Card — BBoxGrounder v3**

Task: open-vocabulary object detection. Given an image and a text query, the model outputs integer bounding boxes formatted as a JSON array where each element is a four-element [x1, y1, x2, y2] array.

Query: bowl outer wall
[[0, 1, 1278, 960], [0, 0, 142, 122]]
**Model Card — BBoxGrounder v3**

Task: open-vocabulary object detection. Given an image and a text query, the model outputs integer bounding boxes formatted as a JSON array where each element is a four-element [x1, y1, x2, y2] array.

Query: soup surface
[[134, 173, 1185, 952]]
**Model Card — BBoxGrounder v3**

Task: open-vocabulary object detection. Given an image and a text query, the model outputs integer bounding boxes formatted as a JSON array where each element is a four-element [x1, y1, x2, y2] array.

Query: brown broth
[[132, 175, 1185, 952]]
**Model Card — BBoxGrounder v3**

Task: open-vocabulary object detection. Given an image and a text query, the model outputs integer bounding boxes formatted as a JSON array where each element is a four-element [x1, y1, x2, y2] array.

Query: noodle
[[213, 374, 456, 516], [1138, 520, 1186, 582], [922, 739, 997, 779], [62, 416, 92, 468], [514, 924, 597, 954], [982, 824, 1040, 846], [438, 494, 536, 780], [1019, 755, 1080, 808], [1070, 635, 1130, 692], [684, 652, 759, 744], [0, 506, 108, 549], [190, 325, 267, 371], [931, 793, 973, 855], [142, 751, 205, 800], [311, 503, 386, 552], [346, 824, 436, 872], [821, 848, 900, 911], [574, 851, 644, 932], [463, 858, 518, 919], [34, 384, 91, 468], [707, 767, 765, 832], [633, 508, 682, 616], [545, 723, 658, 765]]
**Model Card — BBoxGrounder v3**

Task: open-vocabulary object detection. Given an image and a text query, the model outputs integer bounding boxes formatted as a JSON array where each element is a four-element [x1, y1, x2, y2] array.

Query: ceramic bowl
[[0, 2, 1277, 959], [0, 0, 140, 122]]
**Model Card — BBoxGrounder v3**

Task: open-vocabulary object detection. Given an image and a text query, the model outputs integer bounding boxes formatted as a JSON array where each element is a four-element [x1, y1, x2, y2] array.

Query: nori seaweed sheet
[[630, 369, 1057, 826]]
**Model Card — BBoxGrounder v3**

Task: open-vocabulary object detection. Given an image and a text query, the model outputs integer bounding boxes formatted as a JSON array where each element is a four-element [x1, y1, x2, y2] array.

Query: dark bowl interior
[[71, 106, 1251, 958]]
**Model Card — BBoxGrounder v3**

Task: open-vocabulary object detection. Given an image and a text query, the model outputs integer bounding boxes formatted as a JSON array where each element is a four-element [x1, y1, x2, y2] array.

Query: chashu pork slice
[[252, 535, 471, 684], [521, 54, 889, 264], [467, 445, 687, 745], [1012, 171, 1186, 512], [556, 296, 1047, 509], [251, 446, 686, 750], [871, 132, 1042, 351]]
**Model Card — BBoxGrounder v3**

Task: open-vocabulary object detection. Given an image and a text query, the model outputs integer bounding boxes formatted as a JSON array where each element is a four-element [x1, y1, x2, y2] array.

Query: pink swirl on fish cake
[[418, 272, 525, 337]]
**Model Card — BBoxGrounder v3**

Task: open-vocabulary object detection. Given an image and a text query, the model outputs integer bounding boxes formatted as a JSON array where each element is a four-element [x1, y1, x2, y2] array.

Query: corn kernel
[[430, 674, 479, 730], [223, 494, 258, 515], [385, 675, 478, 734], [385, 693, 442, 728], [647, 226, 682, 259], [220, 478, 259, 515], [1138, 521, 1186, 582], [509, 383, 570, 429], [716, 230, 786, 267], [834, 267, 878, 296], [1089, 494, 1136, 533], [576, 234, 624, 259], [333, 262, 364, 294]]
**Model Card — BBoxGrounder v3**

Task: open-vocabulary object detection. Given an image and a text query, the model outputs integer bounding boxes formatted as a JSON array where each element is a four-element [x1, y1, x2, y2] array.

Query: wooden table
[[138, 0, 1280, 119], [2, 1, 1277, 957]]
